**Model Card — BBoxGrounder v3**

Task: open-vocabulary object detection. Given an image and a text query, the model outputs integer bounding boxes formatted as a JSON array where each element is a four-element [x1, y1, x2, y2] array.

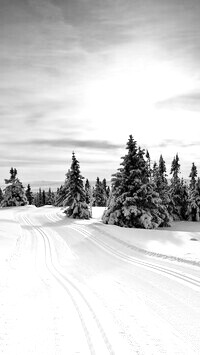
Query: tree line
[[1, 135, 200, 228], [0, 160, 110, 210]]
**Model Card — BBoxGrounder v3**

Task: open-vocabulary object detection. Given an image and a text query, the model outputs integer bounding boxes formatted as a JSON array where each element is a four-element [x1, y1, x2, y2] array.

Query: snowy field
[[0, 206, 200, 354]]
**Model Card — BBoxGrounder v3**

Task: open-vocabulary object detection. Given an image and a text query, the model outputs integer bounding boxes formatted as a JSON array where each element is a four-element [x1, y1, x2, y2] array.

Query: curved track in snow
[[1, 206, 200, 354]]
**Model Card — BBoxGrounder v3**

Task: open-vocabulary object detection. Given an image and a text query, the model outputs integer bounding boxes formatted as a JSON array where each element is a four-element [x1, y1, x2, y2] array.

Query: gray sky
[[1, 0, 200, 184]]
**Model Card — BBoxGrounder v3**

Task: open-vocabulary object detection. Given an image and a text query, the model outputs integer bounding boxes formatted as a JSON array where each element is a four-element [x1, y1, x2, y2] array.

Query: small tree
[[26, 184, 34, 205], [1, 168, 27, 207], [64, 152, 91, 219]]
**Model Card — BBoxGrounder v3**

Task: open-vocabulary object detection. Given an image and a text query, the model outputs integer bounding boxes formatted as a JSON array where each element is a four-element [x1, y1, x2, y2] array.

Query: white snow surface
[[0, 205, 200, 354]]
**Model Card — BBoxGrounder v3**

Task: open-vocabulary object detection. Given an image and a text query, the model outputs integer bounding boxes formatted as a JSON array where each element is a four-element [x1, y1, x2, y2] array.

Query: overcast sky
[[1, 0, 200, 185]]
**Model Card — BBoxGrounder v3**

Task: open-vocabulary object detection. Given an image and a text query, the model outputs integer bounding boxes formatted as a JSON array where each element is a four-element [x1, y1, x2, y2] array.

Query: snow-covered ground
[[1, 206, 200, 354], [91, 206, 200, 264]]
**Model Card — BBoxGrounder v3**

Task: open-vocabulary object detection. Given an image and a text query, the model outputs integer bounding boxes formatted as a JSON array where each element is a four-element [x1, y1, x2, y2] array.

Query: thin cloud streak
[[6, 138, 123, 150]]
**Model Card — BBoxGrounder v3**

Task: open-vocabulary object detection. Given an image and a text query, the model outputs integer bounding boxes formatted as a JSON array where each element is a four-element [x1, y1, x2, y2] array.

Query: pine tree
[[168, 154, 183, 220], [55, 170, 71, 207], [64, 152, 91, 219], [158, 155, 167, 183], [42, 190, 46, 205], [189, 163, 197, 190], [85, 179, 91, 205], [93, 177, 106, 206], [179, 178, 189, 220], [1, 168, 27, 207], [170, 154, 180, 182], [187, 165, 200, 221], [0, 188, 3, 204], [153, 155, 169, 207], [146, 150, 152, 179], [39, 188, 43, 206], [103, 135, 170, 229], [25, 184, 33, 205], [46, 188, 54, 205]]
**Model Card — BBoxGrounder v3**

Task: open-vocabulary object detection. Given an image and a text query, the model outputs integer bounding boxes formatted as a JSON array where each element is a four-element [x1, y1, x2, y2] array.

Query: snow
[[0, 206, 200, 354], [89, 207, 200, 264]]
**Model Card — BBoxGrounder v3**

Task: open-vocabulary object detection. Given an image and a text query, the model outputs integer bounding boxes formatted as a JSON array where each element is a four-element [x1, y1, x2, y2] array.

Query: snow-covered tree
[[187, 164, 200, 221], [64, 152, 91, 219], [85, 179, 91, 205], [153, 155, 169, 207], [102, 135, 171, 229], [42, 190, 46, 205], [189, 162, 197, 190], [55, 170, 71, 207], [46, 188, 55, 205], [0, 188, 3, 204], [168, 154, 189, 220], [93, 177, 104, 206], [170, 154, 180, 181], [146, 149, 152, 179], [102, 178, 110, 205], [1, 168, 27, 207], [25, 184, 34, 205]]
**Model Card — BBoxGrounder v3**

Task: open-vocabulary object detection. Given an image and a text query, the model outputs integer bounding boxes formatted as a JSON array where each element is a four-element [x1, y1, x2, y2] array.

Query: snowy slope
[[0, 206, 200, 354]]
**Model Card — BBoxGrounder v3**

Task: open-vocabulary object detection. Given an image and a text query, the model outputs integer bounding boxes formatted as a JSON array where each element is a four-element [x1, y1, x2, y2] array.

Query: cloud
[[151, 139, 200, 149], [156, 92, 200, 111], [9, 138, 123, 150]]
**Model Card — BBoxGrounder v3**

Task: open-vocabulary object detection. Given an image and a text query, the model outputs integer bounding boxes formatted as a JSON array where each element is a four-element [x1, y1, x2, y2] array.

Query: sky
[[1, 0, 200, 186]]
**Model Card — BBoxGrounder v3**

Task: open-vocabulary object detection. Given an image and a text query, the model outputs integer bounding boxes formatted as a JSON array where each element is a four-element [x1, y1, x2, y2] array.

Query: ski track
[[22, 214, 115, 355], [66, 223, 200, 293], [1, 208, 200, 354]]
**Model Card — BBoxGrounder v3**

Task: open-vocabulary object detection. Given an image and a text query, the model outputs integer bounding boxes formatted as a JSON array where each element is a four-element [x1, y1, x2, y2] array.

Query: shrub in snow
[[102, 135, 171, 229], [1, 168, 27, 207], [63, 152, 91, 219]]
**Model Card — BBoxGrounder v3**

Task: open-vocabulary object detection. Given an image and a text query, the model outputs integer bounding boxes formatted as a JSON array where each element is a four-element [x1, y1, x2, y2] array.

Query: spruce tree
[[38, 188, 42, 206], [187, 165, 200, 221], [146, 150, 152, 179], [153, 155, 170, 208], [1, 168, 27, 207], [0, 188, 3, 204], [55, 170, 71, 207], [46, 188, 54, 205], [93, 177, 106, 206], [64, 152, 91, 219], [25, 184, 33, 205], [170, 154, 180, 182], [85, 179, 91, 205], [42, 190, 46, 205], [102, 178, 109, 205], [168, 154, 183, 220], [103, 135, 170, 228], [189, 163, 197, 190]]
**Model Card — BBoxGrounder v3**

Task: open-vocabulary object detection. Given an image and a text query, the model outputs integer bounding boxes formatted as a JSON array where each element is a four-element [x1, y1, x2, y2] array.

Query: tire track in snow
[[23, 214, 114, 355], [68, 224, 200, 292]]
